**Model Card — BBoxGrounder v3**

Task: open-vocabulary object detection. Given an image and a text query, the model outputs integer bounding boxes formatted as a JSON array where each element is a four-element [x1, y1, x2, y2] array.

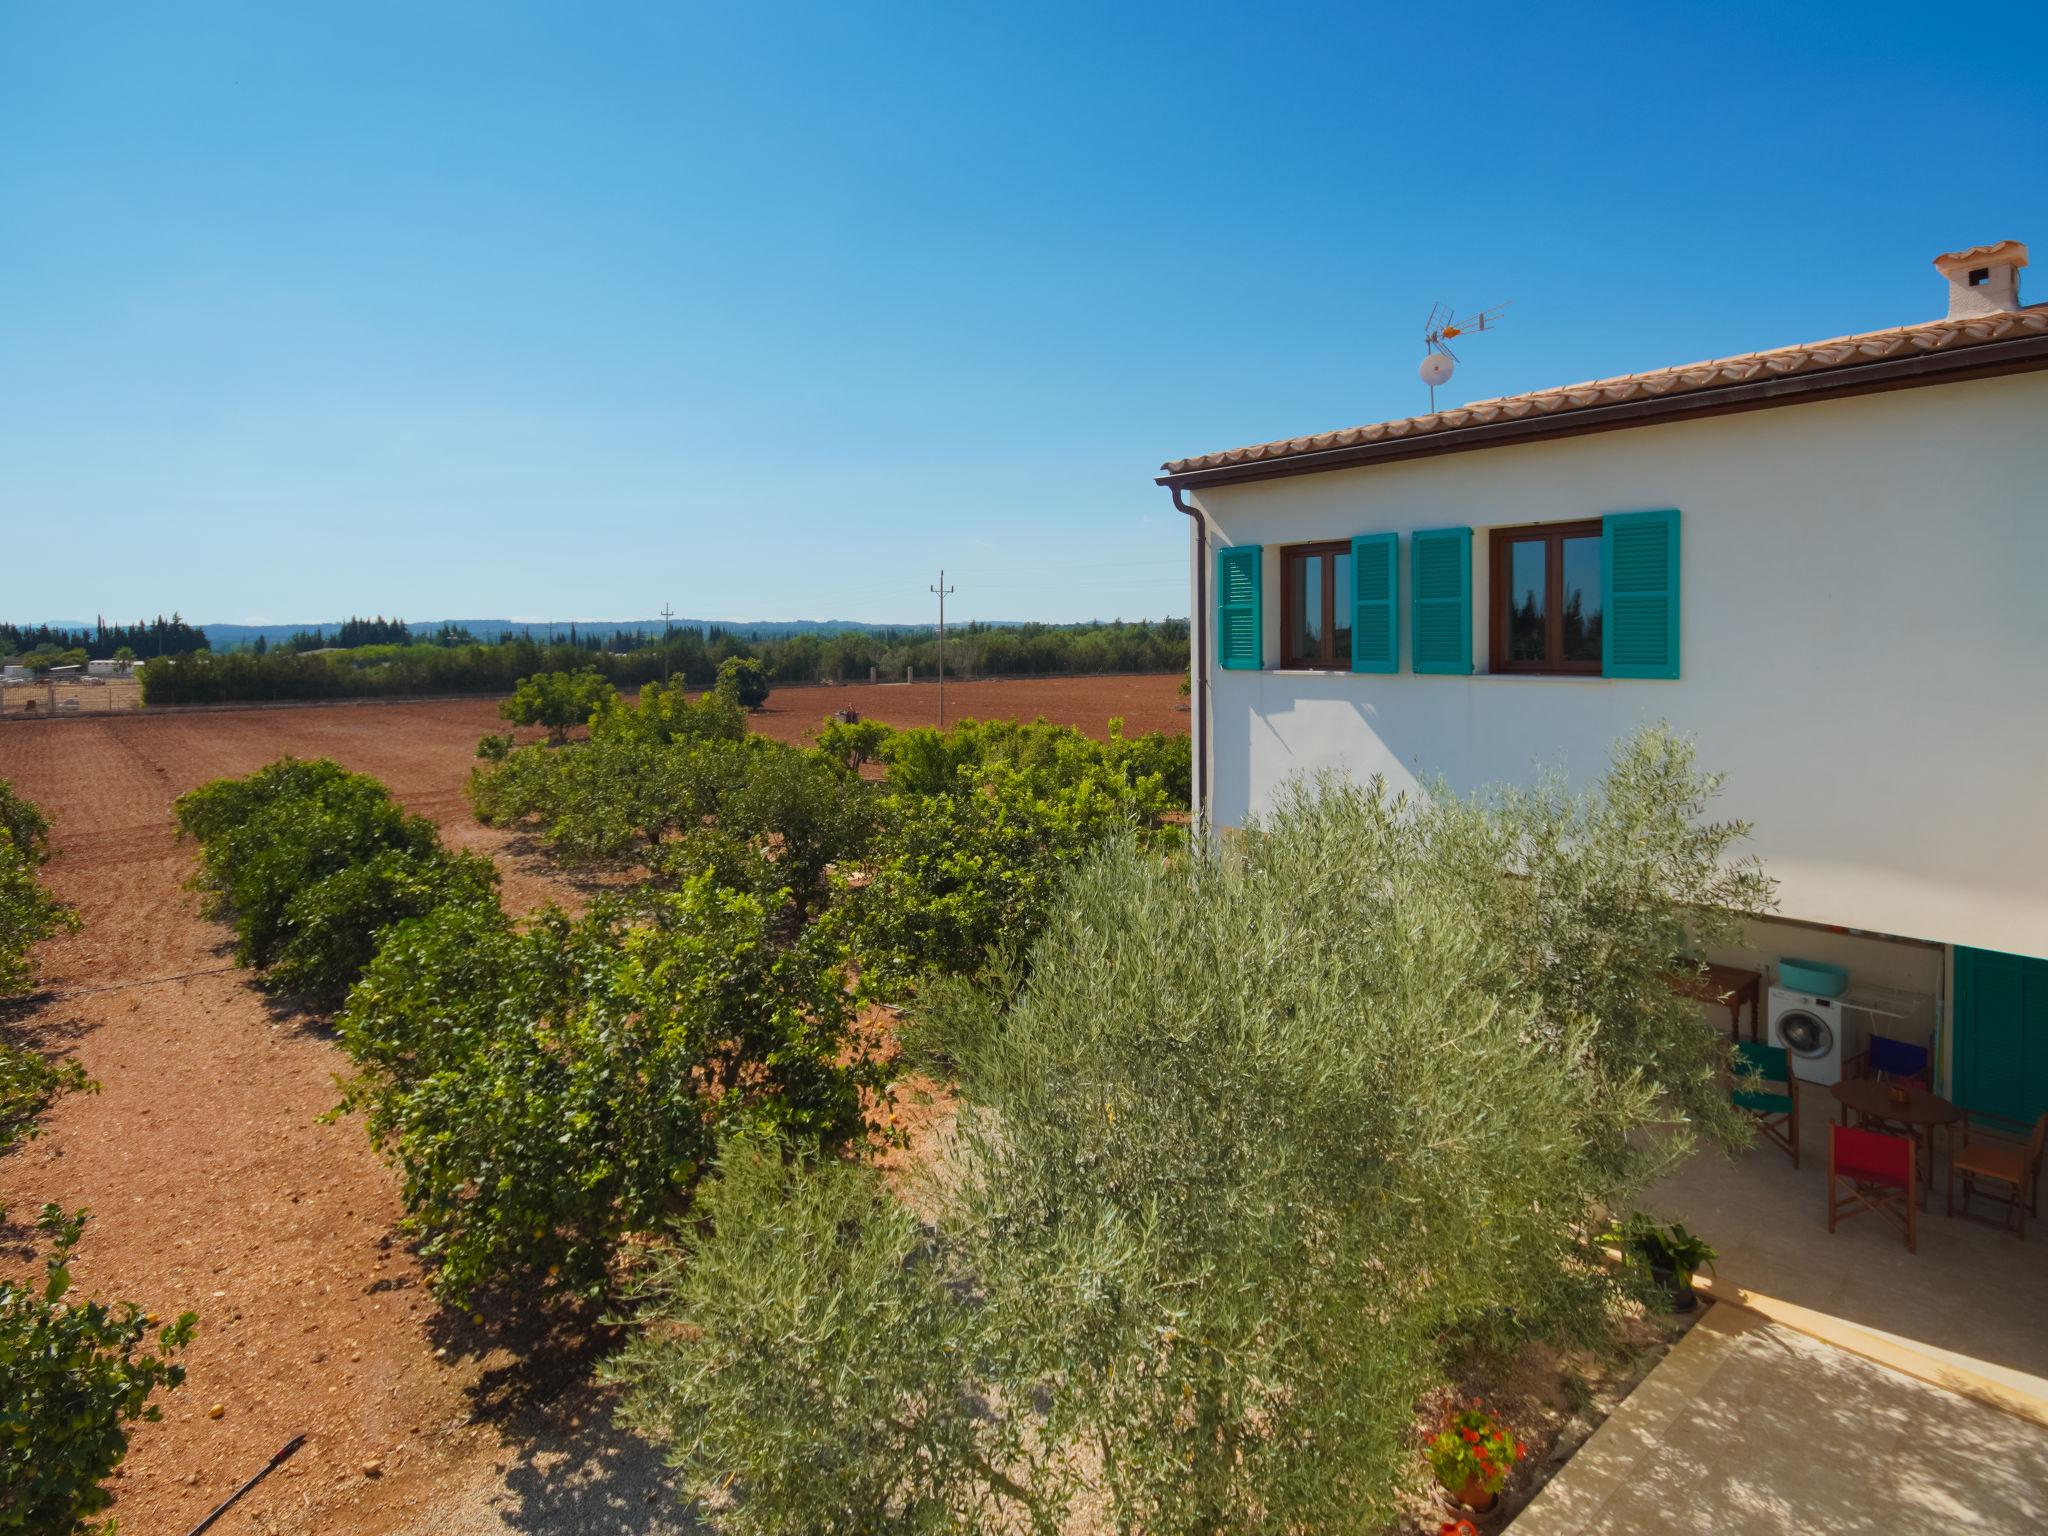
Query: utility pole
[[659, 603, 675, 685], [929, 571, 955, 727]]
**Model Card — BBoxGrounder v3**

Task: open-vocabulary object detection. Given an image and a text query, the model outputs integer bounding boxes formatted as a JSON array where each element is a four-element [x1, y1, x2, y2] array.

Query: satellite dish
[[1419, 352, 1456, 388]]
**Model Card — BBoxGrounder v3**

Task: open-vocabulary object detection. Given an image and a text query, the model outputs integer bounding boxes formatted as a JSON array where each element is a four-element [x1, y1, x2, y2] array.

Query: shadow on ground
[[395, 1374, 696, 1536]]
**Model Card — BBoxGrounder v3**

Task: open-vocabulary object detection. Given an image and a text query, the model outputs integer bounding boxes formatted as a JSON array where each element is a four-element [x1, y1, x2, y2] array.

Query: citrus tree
[[336, 877, 876, 1308], [0, 1207, 196, 1536], [500, 669, 618, 743], [1, 780, 76, 1000], [175, 758, 498, 1005], [713, 656, 771, 711]]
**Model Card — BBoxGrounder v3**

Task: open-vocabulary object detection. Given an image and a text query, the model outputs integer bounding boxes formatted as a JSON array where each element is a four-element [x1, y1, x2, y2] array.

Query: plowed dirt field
[[0, 675, 1183, 1535]]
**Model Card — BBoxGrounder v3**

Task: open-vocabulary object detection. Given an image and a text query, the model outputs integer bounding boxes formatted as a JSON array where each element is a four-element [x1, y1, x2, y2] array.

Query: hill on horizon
[[20, 616, 1164, 650], [198, 617, 938, 648]]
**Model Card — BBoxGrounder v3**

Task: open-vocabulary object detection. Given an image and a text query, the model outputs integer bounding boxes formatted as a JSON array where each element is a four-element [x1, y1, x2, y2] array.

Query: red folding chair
[[1827, 1123, 1917, 1254]]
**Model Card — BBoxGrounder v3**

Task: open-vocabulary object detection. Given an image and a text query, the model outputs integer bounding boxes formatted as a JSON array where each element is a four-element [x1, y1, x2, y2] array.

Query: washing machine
[[1767, 986, 1847, 1085]]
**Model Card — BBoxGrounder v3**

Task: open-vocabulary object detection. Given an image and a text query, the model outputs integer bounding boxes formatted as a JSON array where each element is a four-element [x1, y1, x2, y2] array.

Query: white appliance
[[1768, 986, 1848, 1085]]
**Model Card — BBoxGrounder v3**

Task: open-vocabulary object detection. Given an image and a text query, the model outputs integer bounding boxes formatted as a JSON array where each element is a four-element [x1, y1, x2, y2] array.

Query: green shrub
[[593, 680, 746, 746], [717, 742, 878, 915], [466, 740, 562, 828], [0, 1206, 196, 1536], [175, 759, 443, 977], [713, 656, 771, 711], [500, 669, 618, 743], [267, 846, 500, 1006], [0, 779, 76, 1000], [812, 716, 894, 775], [0, 780, 53, 867], [472, 736, 745, 866], [337, 878, 874, 1307], [840, 755, 1177, 995], [176, 757, 496, 1004], [618, 727, 1772, 1534], [875, 714, 1188, 809]]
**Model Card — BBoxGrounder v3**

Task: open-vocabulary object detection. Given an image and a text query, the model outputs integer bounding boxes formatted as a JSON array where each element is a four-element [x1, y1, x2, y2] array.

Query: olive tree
[[613, 727, 1773, 1535]]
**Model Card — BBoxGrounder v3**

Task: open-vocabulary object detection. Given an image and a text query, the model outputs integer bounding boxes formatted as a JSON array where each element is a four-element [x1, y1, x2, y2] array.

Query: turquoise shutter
[[1350, 533, 1398, 673], [1954, 946, 2048, 1125], [1215, 545, 1262, 671], [1410, 528, 1472, 674], [1601, 509, 1681, 679]]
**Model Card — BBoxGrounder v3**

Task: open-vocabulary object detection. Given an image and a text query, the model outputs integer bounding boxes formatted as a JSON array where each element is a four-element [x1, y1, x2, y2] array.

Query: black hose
[[181, 1434, 307, 1536]]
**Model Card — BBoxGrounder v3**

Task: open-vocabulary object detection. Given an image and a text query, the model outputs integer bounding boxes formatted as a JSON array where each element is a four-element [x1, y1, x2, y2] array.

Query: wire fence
[[0, 678, 145, 718]]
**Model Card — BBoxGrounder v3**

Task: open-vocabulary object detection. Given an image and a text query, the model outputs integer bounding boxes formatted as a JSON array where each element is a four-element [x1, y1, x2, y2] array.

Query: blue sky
[[2, 2, 2040, 627]]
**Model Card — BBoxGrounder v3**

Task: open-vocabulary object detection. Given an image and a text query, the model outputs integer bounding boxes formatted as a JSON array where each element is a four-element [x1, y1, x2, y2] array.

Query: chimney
[[1932, 240, 2028, 319]]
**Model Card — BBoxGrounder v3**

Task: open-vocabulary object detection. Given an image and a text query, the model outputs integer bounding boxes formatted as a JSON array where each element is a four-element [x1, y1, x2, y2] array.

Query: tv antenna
[[1420, 300, 1510, 411]]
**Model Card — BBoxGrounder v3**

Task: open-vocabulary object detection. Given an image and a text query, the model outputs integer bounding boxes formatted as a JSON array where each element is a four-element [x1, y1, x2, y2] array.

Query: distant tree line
[[135, 619, 1190, 706], [0, 615, 209, 661], [284, 614, 415, 650]]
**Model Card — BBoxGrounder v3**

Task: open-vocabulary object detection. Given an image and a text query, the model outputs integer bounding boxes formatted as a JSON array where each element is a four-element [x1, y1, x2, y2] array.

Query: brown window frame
[[1489, 519, 1604, 675], [1279, 541, 1351, 670]]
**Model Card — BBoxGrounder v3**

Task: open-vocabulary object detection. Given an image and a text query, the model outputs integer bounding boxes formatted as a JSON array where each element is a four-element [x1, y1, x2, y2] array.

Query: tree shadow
[[0, 1002, 102, 1053], [388, 1280, 700, 1535]]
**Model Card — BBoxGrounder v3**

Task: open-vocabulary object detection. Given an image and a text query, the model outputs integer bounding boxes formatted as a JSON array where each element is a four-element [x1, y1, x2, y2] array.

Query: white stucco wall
[[1189, 372, 2048, 959]]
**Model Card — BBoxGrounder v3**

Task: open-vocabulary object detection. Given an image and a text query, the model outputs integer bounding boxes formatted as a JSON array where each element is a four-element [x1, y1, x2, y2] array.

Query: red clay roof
[[1933, 239, 2028, 269], [1159, 304, 2048, 477]]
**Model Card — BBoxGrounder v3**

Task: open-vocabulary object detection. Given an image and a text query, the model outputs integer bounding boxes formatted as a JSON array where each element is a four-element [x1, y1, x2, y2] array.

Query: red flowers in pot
[[1426, 1400, 1526, 1512]]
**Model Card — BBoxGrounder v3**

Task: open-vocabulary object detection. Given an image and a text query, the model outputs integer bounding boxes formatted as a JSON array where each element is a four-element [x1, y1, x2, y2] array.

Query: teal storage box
[[1778, 957, 1848, 997]]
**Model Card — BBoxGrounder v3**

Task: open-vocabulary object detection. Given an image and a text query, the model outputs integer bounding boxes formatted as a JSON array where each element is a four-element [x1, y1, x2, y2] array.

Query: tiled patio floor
[[1508, 1302, 2048, 1535], [1644, 1078, 2048, 1389]]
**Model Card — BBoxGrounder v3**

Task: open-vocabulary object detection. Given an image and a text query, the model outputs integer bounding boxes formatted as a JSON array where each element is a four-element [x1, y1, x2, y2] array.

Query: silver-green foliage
[[609, 1141, 1046, 1536], [614, 727, 1772, 1534]]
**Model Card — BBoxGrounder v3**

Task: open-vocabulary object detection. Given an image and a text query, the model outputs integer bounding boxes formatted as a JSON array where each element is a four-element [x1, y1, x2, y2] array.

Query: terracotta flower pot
[[1450, 1477, 1499, 1513]]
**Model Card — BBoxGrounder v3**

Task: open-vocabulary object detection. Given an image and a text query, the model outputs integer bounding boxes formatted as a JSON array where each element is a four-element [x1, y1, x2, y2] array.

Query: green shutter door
[[1410, 528, 1472, 674], [1953, 946, 2048, 1126], [1601, 509, 1681, 678], [1215, 545, 1262, 671], [1350, 533, 1398, 673]]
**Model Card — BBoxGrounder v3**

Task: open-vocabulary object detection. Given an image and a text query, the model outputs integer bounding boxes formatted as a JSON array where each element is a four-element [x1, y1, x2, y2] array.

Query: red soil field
[[0, 674, 1183, 1535]]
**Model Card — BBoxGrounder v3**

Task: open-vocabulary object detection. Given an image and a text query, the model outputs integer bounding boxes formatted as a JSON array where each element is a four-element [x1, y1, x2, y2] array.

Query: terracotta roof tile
[[1159, 305, 2048, 477], [1933, 239, 2028, 268]]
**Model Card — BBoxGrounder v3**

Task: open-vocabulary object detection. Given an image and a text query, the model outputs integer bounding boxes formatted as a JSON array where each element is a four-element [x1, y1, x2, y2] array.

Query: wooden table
[[1829, 1078, 1963, 1207], [1670, 963, 1765, 1041]]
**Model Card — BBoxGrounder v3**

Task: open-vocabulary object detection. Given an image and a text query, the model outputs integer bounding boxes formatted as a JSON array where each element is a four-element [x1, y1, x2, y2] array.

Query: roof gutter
[[1167, 483, 1209, 828], [1157, 331, 2048, 491]]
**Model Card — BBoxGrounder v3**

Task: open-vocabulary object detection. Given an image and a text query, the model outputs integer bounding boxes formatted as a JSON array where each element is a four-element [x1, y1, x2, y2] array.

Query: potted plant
[[1426, 1399, 1525, 1514], [1616, 1216, 1716, 1312]]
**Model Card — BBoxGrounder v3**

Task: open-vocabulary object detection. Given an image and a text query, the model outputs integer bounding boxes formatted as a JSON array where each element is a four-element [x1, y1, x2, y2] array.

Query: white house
[[1158, 240, 2048, 1130]]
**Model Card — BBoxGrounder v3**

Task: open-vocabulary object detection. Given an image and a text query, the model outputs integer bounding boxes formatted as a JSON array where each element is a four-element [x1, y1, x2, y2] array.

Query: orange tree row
[[3, 778, 196, 1536], [170, 682, 1189, 1311]]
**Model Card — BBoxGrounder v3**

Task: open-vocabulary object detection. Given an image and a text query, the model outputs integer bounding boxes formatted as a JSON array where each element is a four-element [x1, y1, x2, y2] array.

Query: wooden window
[[1489, 520, 1604, 674], [1279, 542, 1353, 669]]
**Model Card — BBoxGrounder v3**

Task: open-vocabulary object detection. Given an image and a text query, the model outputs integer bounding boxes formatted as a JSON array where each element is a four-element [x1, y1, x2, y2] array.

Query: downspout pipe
[[1168, 484, 1209, 828]]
